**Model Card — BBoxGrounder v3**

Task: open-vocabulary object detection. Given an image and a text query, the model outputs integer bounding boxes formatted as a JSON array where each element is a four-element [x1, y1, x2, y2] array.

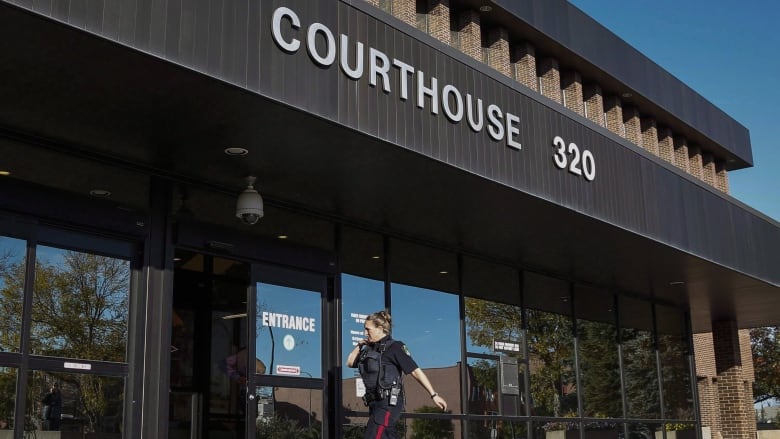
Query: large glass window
[[255, 267, 323, 379], [463, 256, 525, 417], [340, 227, 386, 416], [0, 367, 16, 432], [525, 273, 576, 418], [575, 285, 621, 418], [389, 239, 461, 414], [30, 245, 130, 362], [25, 370, 124, 436], [254, 386, 322, 438], [620, 297, 661, 419], [0, 236, 26, 353], [656, 305, 693, 420]]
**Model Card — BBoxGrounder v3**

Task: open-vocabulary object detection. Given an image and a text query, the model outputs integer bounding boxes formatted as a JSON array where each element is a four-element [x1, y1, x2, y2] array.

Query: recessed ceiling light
[[0, 170, 10, 176], [224, 147, 249, 156], [479, 5, 492, 12], [277, 235, 288, 239], [371, 255, 381, 260], [89, 189, 112, 198], [669, 281, 685, 286], [439, 270, 448, 274]]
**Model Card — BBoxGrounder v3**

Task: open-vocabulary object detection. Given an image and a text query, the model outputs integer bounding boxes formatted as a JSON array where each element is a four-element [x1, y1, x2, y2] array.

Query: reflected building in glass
[[0, 0, 777, 438]]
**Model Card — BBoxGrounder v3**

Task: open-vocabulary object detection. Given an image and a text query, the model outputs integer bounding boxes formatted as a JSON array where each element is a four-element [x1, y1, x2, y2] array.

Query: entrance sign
[[261, 311, 316, 332]]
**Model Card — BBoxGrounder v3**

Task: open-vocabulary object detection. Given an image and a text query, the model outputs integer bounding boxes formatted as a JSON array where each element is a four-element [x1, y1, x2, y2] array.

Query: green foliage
[[1, 249, 129, 433], [410, 406, 453, 439], [751, 326, 780, 404], [577, 321, 621, 417], [342, 423, 366, 439], [255, 414, 320, 439], [0, 367, 15, 426], [526, 309, 576, 417]]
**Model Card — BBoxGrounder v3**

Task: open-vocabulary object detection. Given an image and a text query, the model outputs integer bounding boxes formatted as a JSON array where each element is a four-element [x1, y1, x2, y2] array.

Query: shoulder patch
[[402, 344, 411, 356]]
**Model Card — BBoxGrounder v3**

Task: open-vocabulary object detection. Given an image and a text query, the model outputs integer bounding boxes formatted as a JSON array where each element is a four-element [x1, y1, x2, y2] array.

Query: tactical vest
[[358, 340, 401, 392]]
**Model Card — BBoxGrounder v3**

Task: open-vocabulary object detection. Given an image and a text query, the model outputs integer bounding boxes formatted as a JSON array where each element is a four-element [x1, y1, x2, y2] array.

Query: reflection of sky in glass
[[255, 283, 322, 378], [0, 236, 26, 290], [392, 283, 460, 369], [341, 274, 384, 378], [35, 245, 66, 265]]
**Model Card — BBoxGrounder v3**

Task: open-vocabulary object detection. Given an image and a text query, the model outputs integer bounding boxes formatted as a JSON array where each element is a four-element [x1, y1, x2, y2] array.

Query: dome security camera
[[236, 176, 264, 225]]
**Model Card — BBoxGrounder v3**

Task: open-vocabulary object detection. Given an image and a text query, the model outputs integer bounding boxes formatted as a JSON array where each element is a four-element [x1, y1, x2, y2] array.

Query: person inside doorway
[[41, 384, 62, 431]]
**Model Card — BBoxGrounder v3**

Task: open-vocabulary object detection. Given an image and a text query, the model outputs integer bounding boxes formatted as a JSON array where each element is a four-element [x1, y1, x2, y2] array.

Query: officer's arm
[[346, 342, 365, 368], [410, 368, 448, 411]]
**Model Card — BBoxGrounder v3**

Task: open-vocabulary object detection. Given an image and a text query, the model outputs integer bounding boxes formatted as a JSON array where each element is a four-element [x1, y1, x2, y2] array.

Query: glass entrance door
[[169, 253, 327, 439], [247, 264, 326, 439]]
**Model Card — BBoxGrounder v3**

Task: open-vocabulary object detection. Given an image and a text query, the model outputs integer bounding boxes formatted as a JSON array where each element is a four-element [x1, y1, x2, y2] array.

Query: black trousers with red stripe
[[364, 398, 404, 439]]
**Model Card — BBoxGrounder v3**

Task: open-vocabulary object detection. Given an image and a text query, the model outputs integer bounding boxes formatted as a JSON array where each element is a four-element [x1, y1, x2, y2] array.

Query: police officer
[[347, 310, 448, 439]]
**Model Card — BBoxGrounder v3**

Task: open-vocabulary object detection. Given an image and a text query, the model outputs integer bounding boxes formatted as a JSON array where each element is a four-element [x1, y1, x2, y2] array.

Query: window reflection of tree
[[0, 238, 25, 353], [30, 249, 129, 361], [658, 333, 693, 420], [527, 309, 576, 417], [578, 319, 621, 418], [623, 328, 660, 419], [464, 298, 523, 417], [19, 248, 130, 436]]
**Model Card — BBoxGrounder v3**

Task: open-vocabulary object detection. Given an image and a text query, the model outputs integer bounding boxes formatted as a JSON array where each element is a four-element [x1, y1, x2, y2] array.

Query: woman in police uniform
[[347, 310, 448, 439]]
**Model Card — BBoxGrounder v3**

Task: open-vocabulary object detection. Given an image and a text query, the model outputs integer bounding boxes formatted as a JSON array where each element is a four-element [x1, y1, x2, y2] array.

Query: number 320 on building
[[552, 136, 596, 182]]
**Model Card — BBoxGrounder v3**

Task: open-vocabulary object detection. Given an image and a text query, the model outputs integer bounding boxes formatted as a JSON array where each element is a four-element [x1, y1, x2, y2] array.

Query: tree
[[410, 406, 453, 439], [1, 248, 129, 433], [464, 298, 575, 417], [751, 326, 780, 404]]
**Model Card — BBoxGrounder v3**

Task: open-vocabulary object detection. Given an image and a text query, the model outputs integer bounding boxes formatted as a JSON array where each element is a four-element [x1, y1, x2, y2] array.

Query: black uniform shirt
[[352, 335, 419, 374]]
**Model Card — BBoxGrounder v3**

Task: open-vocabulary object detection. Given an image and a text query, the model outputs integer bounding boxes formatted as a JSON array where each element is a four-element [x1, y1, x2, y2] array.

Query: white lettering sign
[[271, 6, 523, 151], [552, 135, 596, 181], [261, 311, 316, 332], [64, 362, 92, 371]]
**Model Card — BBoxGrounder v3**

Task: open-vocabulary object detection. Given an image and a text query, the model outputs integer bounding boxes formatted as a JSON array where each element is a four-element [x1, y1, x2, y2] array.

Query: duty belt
[[362, 389, 389, 405]]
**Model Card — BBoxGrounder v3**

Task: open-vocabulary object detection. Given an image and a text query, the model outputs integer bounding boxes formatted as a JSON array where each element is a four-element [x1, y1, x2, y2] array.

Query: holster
[[361, 389, 388, 406]]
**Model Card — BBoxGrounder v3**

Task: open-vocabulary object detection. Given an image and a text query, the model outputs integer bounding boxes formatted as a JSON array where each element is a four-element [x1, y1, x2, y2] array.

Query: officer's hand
[[432, 394, 447, 411]]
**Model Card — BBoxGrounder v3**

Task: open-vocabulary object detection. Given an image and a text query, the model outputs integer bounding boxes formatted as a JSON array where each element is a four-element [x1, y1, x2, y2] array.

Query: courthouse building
[[0, 0, 778, 438]]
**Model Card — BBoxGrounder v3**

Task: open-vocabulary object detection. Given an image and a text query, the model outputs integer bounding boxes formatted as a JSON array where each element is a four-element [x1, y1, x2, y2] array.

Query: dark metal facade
[[7, 0, 771, 279], [490, 0, 753, 166]]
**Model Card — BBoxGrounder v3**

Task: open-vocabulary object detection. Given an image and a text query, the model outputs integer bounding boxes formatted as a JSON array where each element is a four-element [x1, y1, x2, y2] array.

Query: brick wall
[[364, 0, 732, 197], [391, 0, 415, 26], [641, 118, 659, 155], [537, 57, 562, 103], [427, 0, 451, 44], [487, 27, 511, 77], [712, 321, 753, 439], [583, 84, 604, 126], [688, 145, 704, 180], [604, 96, 623, 136], [456, 9, 482, 61], [698, 377, 722, 433], [702, 153, 717, 187], [513, 42, 538, 91], [716, 161, 730, 193], [562, 70, 584, 116], [623, 105, 641, 146], [658, 128, 674, 164], [673, 136, 690, 173]]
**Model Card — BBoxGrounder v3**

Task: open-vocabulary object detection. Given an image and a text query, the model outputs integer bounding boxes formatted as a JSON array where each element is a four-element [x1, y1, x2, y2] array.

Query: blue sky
[[569, 0, 780, 222]]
